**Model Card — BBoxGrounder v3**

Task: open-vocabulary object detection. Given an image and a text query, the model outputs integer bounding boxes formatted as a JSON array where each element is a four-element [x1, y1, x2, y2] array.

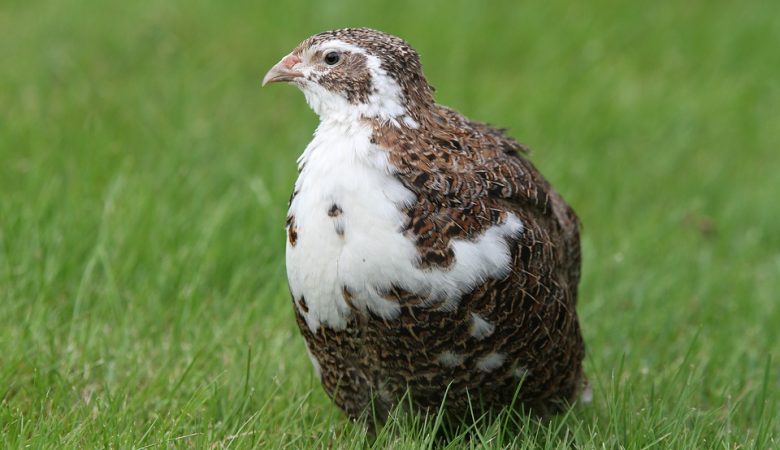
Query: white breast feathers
[[285, 119, 523, 332]]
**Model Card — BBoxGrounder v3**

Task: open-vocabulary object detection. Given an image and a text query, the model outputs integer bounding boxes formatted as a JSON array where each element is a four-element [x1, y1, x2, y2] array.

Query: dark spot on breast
[[342, 286, 356, 310], [328, 204, 343, 217], [298, 296, 309, 313], [287, 215, 298, 246]]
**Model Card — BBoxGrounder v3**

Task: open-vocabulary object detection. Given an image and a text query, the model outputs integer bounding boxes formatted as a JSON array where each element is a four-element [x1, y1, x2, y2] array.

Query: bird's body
[[265, 28, 586, 425]]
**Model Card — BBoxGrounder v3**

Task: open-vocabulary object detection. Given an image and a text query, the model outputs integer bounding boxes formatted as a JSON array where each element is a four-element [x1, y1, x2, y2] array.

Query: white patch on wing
[[437, 351, 464, 367], [402, 115, 419, 128], [469, 313, 495, 340], [431, 214, 523, 311], [286, 120, 523, 332], [476, 353, 506, 372]]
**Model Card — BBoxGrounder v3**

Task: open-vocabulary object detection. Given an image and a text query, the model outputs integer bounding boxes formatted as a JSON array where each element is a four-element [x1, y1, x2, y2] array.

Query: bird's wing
[[372, 106, 580, 282]]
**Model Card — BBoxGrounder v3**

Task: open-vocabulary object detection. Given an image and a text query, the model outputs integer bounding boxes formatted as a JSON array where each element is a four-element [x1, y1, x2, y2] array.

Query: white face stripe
[[297, 39, 370, 72], [294, 39, 418, 128], [311, 39, 367, 56]]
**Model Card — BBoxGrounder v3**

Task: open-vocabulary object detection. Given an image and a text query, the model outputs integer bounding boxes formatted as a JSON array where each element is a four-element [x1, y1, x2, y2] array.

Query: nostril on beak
[[281, 54, 301, 69]]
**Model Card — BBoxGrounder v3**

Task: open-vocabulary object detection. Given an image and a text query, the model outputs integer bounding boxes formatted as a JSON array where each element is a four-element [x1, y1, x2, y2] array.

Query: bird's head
[[263, 28, 435, 127]]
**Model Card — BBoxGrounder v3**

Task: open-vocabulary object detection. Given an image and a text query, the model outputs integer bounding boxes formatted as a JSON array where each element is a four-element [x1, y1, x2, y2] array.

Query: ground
[[1, 0, 778, 448]]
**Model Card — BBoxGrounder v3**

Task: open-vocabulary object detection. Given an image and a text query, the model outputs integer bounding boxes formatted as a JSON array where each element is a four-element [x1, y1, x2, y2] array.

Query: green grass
[[1, 0, 779, 447]]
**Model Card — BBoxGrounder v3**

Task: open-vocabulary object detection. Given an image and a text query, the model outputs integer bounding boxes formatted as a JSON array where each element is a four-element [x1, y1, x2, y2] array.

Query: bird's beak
[[262, 53, 304, 87]]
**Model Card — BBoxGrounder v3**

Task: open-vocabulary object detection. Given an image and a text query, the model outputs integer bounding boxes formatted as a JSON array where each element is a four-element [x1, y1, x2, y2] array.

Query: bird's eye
[[324, 51, 340, 65]]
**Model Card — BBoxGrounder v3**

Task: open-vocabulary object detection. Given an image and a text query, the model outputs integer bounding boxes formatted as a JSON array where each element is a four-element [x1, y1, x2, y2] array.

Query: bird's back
[[365, 106, 585, 418]]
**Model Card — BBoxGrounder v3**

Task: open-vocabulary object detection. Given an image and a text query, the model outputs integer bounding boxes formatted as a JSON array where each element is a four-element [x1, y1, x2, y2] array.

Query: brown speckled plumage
[[268, 28, 587, 428]]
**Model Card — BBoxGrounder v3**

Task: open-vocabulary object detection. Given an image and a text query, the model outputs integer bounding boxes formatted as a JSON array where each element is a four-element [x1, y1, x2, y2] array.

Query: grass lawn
[[1, 0, 779, 447]]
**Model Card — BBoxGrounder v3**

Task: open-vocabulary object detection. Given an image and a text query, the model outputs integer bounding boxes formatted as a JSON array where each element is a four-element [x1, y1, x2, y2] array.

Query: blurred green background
[[1, 0, 778, 447]]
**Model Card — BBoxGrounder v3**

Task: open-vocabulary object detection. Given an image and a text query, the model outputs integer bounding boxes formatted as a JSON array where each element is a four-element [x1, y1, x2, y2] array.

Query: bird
[[263, 28, 587, 428]]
